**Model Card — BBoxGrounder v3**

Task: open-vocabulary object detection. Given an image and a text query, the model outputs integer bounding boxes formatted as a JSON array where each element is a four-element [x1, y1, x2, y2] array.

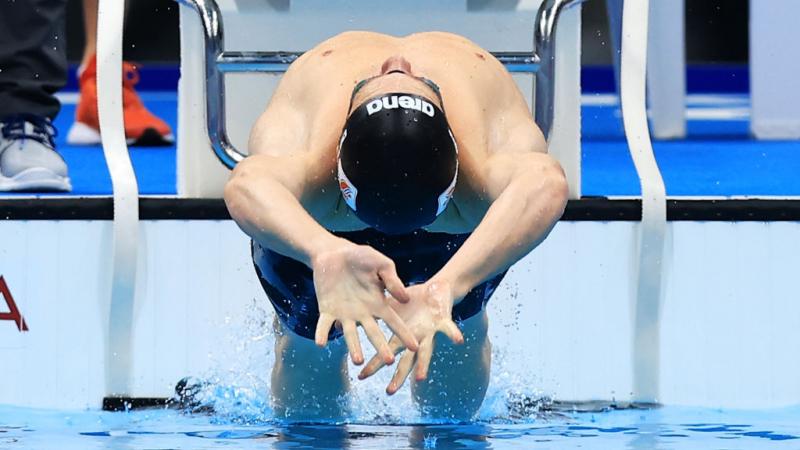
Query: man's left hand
[[357, 279, 464, 394]]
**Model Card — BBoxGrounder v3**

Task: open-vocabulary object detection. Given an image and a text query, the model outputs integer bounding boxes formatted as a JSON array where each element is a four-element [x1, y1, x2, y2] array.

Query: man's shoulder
[[403, 31, 481, 46], [311, 31, 397, 50], [309, 31, 480, 52]]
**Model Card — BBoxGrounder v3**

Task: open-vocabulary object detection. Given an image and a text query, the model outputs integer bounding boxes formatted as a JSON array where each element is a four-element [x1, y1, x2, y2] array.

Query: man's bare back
[[225, 31, 566, 420], [248, 31, 546, 233]]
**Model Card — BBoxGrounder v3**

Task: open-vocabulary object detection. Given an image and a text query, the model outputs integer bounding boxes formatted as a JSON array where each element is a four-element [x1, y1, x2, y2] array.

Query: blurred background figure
[[67, 0, 174, 146], [0, 0, 174, 193], [0, 0, 72, 192]]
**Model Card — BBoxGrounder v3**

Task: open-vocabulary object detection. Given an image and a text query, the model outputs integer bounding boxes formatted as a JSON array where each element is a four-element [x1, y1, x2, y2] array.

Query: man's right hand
[[312, 240, 419, 365]]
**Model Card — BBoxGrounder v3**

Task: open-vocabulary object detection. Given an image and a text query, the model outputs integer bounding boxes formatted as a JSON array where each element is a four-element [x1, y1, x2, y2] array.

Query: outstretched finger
[[361, 318, 394, 365], [441, 320, 465, 345], [380, 306, 419, 352], [342, 320, 364, 365], [378, 266, 410, 303], [387, 334, 408, 355], [315, 314, 336, 347], [387, 350, 416, 395], [358, 353, 385, 381], [359, 335, 406, 380], [414, 336, 435, 381]]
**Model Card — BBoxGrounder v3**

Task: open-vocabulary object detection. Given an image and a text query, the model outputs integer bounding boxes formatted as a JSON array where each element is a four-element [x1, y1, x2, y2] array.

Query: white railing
[[97, 0, 139, 401], [619, 0, 667, 404]]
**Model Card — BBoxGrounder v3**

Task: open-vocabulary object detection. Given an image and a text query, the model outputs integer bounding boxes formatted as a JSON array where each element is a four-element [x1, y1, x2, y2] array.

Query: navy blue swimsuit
[[252, 228, 507, 340]]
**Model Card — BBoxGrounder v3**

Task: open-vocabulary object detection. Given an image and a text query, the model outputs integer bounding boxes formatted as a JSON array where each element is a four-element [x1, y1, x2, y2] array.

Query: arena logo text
[[367, 95, 435, 117]]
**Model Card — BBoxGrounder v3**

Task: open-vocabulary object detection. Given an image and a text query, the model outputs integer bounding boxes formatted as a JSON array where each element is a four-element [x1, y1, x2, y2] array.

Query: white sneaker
[[0, 115, 72, 192]]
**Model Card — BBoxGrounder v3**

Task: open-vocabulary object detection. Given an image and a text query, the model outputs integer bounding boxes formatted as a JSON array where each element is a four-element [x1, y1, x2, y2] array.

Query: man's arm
[[226, 91, 342, 266], [224, 152, 341, 267], [357, 123, 569, 390], [225, 141, 418, 361], [433, 131, 569, 302]]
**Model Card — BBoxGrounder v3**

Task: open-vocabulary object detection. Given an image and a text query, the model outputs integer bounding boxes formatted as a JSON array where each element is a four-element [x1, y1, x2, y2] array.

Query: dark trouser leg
[[606, 0, 624, 94], [0, 0, 68, 121]]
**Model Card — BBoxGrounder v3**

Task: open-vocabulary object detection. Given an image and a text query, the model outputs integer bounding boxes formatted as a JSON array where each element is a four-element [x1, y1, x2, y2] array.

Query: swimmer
[[224, 31, 568, 421]]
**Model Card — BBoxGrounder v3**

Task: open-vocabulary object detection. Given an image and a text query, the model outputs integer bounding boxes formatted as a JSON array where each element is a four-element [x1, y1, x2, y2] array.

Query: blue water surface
[[2, 404, 800, 449]]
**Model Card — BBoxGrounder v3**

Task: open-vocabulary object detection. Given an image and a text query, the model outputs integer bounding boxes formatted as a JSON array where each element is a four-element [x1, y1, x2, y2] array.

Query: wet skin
[[225, 31, 568, 420]]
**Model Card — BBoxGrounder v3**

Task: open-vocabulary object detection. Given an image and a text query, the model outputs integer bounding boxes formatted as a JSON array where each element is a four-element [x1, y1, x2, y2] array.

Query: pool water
[[2, 404, 799, 449]]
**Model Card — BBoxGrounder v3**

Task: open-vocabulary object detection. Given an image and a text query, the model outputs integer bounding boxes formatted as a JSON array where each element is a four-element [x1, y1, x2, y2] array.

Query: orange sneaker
[[67, 55, 174, 146]]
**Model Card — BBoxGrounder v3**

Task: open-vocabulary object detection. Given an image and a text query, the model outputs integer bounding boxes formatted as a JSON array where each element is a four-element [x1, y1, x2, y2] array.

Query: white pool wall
[[2, 220, 799, 410]]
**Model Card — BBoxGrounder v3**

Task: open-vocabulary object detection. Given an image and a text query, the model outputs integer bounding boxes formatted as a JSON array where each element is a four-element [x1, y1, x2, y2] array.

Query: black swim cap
[[337, 92, 458, 235]]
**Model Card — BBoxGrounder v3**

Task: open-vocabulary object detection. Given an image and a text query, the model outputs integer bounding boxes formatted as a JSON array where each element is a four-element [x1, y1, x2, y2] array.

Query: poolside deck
[[3, 91, 797, 199]]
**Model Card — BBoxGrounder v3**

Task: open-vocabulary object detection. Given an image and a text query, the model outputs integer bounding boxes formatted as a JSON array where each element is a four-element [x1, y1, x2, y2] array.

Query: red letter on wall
[[0, 276, 28, 332]]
